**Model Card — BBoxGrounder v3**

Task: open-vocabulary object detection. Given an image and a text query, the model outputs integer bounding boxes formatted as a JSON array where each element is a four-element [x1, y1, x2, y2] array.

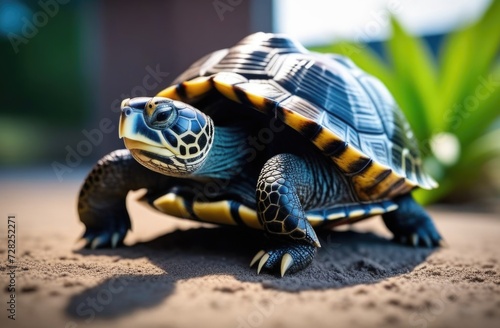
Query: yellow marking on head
[[306, 215, 324, 227], [119, 113, 126, 139], [238, 206, 262, 229], [155, 85, 181, 100], [145, 100, 156, 117], [192, 201, 237, 226], [153, 193, 190, 219], [348, 209, 366, 218]]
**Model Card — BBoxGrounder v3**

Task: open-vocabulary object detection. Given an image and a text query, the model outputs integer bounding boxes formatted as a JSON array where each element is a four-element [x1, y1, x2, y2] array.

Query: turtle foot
[[250, 243, 316, 277], [82, 227, 128, 250], [79, 206, 130, 250], [382, 194, 443, 248], [391, 220, 443, 248]]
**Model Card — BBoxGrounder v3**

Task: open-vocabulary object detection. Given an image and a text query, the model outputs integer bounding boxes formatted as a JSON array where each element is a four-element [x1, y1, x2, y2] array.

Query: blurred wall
[[0, 0, 272, 170], [84, 0, 273, 159]]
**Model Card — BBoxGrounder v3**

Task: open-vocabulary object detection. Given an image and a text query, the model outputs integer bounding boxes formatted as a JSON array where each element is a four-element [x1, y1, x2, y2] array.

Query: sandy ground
[[0, 176, 499, 328]]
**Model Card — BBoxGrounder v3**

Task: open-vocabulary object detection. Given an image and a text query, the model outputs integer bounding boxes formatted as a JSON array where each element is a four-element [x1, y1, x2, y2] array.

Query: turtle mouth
[[124, 138, 200, 177], [123, 138, 175, 158]]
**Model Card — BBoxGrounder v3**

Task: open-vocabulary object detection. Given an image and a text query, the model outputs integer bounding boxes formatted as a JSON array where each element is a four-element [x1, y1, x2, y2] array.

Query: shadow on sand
[[66, 227, 435, 320]]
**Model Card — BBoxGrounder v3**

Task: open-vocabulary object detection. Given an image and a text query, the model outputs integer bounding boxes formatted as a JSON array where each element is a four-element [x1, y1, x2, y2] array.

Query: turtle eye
[[156, 111, 169, 122], [148, 104, 178, 129]]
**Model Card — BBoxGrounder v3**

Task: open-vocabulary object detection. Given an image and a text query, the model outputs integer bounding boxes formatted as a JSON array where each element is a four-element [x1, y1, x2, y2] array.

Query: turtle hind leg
[[382, 193, 443, 248], [252, 153, 321, 277]]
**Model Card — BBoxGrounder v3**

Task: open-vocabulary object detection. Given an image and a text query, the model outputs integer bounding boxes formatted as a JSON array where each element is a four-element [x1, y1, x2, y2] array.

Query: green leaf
[[437, 0, 500, 134], [309, 10, 500, 205], [416, 127, 500, 204], [457, 127, 500, 176], [386, 18, 439, 142], [451, 63, 500, 146]]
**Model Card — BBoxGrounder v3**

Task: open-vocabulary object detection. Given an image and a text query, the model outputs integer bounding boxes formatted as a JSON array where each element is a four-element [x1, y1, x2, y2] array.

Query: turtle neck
[[194, 125, 254, 179]]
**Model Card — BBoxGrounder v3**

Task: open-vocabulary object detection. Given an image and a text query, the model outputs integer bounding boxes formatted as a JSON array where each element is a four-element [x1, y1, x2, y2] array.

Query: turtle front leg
[[382, 194, 444, 247], [251, 154, 320, 277], [78, 149, 167, 249]]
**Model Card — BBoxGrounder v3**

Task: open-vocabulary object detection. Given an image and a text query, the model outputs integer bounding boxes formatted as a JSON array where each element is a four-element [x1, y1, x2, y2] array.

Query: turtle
[[78, 32, 444, 277]]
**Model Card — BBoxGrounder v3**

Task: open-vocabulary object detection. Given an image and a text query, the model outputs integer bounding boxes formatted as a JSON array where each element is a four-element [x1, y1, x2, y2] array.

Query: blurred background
[[0, 0, 499, 209]]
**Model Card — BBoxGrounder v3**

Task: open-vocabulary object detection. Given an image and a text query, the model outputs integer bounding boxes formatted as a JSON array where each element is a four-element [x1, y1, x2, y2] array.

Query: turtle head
[[119, 97, 214, 177]]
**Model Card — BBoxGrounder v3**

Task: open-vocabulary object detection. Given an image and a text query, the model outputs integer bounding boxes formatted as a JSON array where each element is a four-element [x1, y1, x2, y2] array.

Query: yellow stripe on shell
[[155, 85, 182, 100], [153, 193, 191, 219], [326, 212, 345, 220], [231, 82, 275, 113], [385, 204, 399, 212], [192, 201, 237, 226], [309, 121, 418, 201], [306, 215, 324, 227], [386, 181, 415, 199], [238, 205, 263, 229], [351, 162, 389, 200], [213, 76, 240, 103], [351, 162, 416, 201], [154, 71, 434, 202], [366, 173, 403, 200], [246, 92, 269, 112], [347, 209, 366, 218], [368, 206, 386, 215], [182, 76, 214, 99], [279, 109, 416, 201]]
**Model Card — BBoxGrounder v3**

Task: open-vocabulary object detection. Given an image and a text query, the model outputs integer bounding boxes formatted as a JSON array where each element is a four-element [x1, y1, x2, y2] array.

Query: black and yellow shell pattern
[[156, 33, 436, 205]]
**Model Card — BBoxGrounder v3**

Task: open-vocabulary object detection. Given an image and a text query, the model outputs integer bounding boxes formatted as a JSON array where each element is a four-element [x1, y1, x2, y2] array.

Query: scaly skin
[[78, 149, 169, 248], [382, 194, 443, 248], [79, 110, 443, 277], [252, 153, 354, 276]]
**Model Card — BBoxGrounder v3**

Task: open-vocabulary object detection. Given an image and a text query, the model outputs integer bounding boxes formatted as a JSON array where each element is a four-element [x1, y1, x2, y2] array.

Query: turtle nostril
[[123, 108, 132, 116]]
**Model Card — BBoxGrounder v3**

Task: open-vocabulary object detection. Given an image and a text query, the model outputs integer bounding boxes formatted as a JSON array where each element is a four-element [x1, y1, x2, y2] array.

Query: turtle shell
[[156, 33, 437, 202]]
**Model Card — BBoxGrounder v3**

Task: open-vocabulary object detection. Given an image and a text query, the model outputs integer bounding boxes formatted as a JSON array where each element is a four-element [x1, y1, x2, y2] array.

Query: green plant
[[310, 1, 500, 204]]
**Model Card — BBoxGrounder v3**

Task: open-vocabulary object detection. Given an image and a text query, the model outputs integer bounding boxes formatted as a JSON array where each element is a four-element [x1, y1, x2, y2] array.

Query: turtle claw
[[257, 253, 270, 274], [280, 253, 293, 277], [250, 250, 266, 267], [410, 234, 419, 247], [111, 232, 121, 249], [82, 228, 127, 250], [250, 243, 316, 276], [392, 226, 443, 248], [421, 234, 432, 248], [90, 235, 111, 249]]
